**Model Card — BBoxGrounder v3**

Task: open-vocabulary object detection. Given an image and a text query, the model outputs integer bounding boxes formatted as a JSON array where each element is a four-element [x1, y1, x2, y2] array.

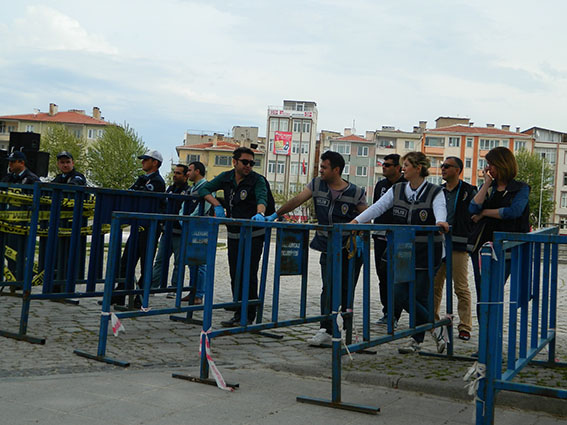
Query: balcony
[[424, 146, 444, 156]]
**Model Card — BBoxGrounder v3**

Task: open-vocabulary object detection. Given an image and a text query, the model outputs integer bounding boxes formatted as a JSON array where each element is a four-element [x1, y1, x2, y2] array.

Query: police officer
[[112, 150, 165, 307], [2, 151, 39, 184], [151, 164, 189, 296], [372, 154, 405, 326], [199, 147, 268, 326], [52, 151, 86, 185], [266, 151, 368, 346]]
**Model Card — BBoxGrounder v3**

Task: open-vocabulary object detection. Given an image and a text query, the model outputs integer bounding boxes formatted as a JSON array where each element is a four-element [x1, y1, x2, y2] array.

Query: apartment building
[[176, 138, 265, 180], [0, 103, 108, 150], [421, 118, 535, 187], [328, 132, 376, 198], [522, 126, 567, 229], [265, 100, 318, 195], [183, 126, 262, 150]]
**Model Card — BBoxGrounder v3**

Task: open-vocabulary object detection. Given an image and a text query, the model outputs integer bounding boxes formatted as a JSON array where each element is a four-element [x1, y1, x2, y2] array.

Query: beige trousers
[[433, 250, 472, 333]]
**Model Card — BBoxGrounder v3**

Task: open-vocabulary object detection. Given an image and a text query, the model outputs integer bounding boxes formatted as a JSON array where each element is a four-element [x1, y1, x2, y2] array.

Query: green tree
[[515, 149, 555, 228], [86, 123, 146, 189], [42, 125, 87, 176]]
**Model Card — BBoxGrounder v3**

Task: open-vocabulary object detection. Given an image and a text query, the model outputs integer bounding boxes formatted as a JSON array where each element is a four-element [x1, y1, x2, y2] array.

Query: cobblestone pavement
[[1, 240, 566, 416]]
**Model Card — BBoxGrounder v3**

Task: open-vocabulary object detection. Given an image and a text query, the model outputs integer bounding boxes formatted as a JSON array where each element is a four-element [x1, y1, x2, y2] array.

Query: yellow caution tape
[[0, 222, 111, 236], [4, 245, 17, 261], [0, 209, 94, 222], [31, 270, 44, 287], [0, 190, 96, 209], [4, 268, 16, 282]]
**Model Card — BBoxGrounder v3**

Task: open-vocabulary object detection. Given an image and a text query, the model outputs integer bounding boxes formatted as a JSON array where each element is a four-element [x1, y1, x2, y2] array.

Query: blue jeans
[[151, 233, 182, 289], [189, 264, 206, 299]]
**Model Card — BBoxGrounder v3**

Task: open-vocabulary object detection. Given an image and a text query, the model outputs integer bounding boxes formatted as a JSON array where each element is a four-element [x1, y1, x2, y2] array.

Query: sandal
[[458, 330, 471, 341]]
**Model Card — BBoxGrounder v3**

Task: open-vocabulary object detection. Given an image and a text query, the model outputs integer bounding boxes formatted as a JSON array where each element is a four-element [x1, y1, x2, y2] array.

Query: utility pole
[[538, 153, 545, 228]]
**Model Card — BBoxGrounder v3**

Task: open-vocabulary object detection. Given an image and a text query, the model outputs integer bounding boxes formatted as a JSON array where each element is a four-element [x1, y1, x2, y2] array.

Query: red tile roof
[[333, 134, 370, 142], [431, 125, 531, 137], [177, 140, 263, 153], [0, 111, 108, 126]]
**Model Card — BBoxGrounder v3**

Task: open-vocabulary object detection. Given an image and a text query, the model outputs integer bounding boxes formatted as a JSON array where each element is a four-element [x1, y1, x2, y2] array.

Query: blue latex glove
[[251, 213, 266, 221], [265, 212, 278, 222], [214, 205, 226, 218], [356, 236, 363, 257]]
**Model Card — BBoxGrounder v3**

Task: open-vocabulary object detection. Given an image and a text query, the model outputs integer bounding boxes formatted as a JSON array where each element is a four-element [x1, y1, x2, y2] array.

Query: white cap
[[138, 150, 163, 164]]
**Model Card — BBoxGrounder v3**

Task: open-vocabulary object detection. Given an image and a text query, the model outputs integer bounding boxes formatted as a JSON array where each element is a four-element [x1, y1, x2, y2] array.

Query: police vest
[[310, 177, 364, 252], [391, 181, 443, 270], [52, 169, 86, 186], [218, 170, 264, 239]]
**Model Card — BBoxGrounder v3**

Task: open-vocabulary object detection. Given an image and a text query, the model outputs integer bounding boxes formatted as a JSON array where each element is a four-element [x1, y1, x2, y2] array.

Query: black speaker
[[9, 132, 41, 152], [23, 150, 49, 177], [0, 149, 8, 181]]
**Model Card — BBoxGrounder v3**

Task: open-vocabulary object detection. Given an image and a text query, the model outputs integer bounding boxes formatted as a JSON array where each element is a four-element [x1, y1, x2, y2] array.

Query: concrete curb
[[270, 362, 567, 417]]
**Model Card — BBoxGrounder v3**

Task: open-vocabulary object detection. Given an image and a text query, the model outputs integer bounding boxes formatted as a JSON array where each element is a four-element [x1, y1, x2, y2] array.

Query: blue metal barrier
[[475, 228, 567, 424], [297, 222, 453, 414], [73, 213, 333, 371], [0, 182, 195, 344]]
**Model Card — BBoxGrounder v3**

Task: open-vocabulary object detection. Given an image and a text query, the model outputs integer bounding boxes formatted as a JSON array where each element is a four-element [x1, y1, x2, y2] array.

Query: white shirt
[[355, 181, 447, 224]]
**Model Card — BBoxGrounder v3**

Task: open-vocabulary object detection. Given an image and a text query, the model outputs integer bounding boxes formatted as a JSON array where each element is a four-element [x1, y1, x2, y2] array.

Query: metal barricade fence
[[73, 213, 334, 372], [475, 228, 567, 424], [297, 222, 453, 414], [0, 182, 195, 344]]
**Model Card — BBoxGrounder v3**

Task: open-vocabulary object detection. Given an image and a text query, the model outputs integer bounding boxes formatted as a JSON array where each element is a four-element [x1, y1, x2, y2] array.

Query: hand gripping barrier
[[73, 214, 336, 371], [0, 182, 196, 344], [297, 222, 454, 414], [473, 227, 567, 424]]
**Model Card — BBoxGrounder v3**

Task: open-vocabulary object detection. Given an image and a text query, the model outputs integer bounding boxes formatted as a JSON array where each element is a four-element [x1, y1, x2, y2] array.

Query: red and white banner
[[273, 131, 292, 155]]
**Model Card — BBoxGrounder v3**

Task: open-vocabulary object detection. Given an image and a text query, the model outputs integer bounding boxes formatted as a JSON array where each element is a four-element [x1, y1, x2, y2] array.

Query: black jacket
[[442, 180, 476, 251], [1, 168, 39, 184], [52, 169, 86, 186]]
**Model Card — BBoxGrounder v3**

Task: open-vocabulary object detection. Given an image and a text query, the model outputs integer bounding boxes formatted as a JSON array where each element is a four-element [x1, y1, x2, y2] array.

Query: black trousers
[[227, 235, 264, 321]]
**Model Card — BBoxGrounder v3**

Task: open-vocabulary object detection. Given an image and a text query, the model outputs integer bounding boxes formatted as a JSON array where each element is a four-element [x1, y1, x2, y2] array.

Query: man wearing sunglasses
[[373, 154, 406, 326], [433, 156, 476, 342], [199, 147, 268, 326]]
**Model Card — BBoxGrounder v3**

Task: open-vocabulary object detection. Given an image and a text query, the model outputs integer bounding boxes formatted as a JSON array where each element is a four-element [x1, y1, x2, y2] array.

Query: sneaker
[[166, 286, 176, 299], [431, 327, 447, 353], [308, 329, 332, 346], [398, 338, 421, 354], [376, 315, 388, 325]]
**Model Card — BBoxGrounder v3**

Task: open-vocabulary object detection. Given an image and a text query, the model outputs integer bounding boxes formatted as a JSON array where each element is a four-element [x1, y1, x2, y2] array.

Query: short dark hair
[[175, 164, 189, 174], [321, 150, 345, 174], [233, 147, 254, 160], [384, 153, 401, 166], [189, 161, 206, 177], [445, 156, 463, 174]]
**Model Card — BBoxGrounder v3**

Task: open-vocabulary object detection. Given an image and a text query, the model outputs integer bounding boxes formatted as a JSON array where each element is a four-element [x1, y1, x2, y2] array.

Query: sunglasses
[[237, 159, 255, 167], [441, 164, 457, 169], [382, 163, 396, 168]]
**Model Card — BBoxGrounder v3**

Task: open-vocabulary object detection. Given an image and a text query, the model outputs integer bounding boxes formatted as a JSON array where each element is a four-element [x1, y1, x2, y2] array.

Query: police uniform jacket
[[391, 181, 443, 269], [1, 168, 40, 184], [52, 169, 86, 186], [441, 180, 476, 252], [310, 177, 366, 252], [372, 175, 406, 239]]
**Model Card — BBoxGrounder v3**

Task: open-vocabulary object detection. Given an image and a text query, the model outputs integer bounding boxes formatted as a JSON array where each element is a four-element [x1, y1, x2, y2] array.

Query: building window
[[563, 173, 567, 186], [293, 121, 302, 132], [98, 129, 103, 137], [74, 129, 82, 138], [332, 142, 350, 155], [277, 161, 285, 174], [427, 176, 443, 185], [425, 137, 444, 147], [465, 157, 472, 168], [515, 141, 526, 151], [466, 137, 473, 148], [296, 102, 304, 111], [479, 139, 500, 150], [25, 124, 35, 132], [477, 177, 485, 187], [292, 141, 299, 154], [270, 119, 279, 131], [464, 177, 471, 184], [302, 122, 311, 133], [280, 119, 289, 131], [536, 148, 556, 165], [291, 162, 299, 175], [560, 216, 567, 229], [343, 164, 350, 175], [0, 122, 5, 133], [561, 192, 567, 208], [356, 166, 367, 177], [301, 143, 309, 154], [187, 154, 200, 163], [276, 183, 284, 194], [268, 161, 276, 173], [269, 139, 274, 152], [378, 139, 395, 149], [448, 137, 460, 147], [215, 155, 232, 166], [357, 146, 368, 156], [430, 157, 441, 168], [405, 140, 415, 149], [88, 129, 95, 139], [478, 158, 487, 170], [254, 158, 262, 169]]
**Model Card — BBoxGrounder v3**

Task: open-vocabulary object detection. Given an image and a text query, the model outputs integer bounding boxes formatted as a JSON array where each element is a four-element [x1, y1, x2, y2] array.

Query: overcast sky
[[1, 0, 566, 165]]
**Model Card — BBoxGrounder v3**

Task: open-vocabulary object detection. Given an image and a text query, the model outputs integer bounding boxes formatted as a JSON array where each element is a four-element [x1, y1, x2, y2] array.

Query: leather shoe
[[220, 316, 253, 327]]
